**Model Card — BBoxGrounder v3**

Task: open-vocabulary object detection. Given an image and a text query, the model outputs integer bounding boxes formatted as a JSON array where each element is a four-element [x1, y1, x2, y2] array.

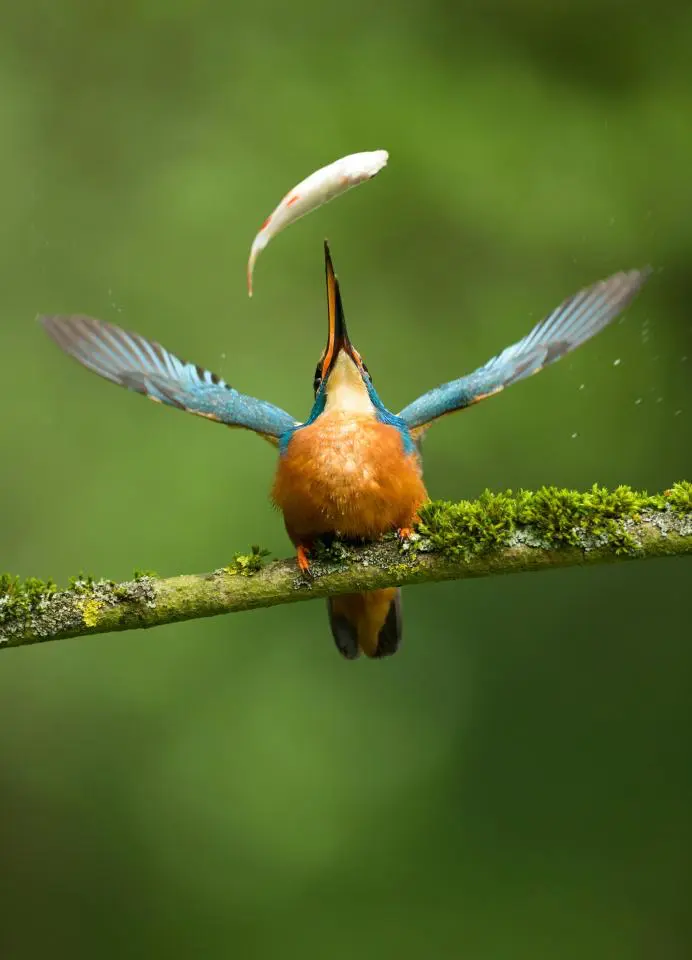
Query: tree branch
[[2, 482, 691, 651]]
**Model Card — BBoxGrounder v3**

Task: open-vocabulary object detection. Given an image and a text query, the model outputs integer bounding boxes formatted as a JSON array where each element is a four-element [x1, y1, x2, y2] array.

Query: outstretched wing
[[40, 314, 299, 443], [397, 268, 651, 433]]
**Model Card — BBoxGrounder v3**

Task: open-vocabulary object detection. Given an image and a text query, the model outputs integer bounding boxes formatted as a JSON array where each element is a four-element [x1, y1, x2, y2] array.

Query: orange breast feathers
[[271, 411, 428, 543]]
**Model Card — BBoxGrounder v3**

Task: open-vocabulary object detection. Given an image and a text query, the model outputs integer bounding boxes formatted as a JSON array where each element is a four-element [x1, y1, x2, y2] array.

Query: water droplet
[[220, 352, 227, 360], [578, 383, 585, 391], [571, 432, 578, 439], [656, 397, 663, 404], [674, 410, 682, 416], [613, 358, 621, 366], [681, 356, 688, 362], [634, 398, 642, 405]]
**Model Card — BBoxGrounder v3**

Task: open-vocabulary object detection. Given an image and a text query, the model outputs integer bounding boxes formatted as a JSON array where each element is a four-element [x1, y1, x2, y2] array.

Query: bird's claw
[[397, 514, 421, 541], [296, 545, 313, 576]]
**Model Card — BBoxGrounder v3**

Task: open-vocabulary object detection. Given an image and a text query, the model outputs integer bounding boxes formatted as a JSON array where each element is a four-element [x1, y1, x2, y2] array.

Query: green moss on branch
[[1, 481, 691, 651], [417, 481, 692, 558]]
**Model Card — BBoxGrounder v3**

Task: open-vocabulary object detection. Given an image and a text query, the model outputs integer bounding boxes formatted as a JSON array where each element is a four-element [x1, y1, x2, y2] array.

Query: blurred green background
[[1, 1, 691, 956]]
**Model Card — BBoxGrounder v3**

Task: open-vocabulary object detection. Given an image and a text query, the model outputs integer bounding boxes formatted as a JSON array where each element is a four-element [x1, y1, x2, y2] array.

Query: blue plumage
[[40, 314, 298, 442], [397, 267, 651, 431], [40, 265, 650, 450]]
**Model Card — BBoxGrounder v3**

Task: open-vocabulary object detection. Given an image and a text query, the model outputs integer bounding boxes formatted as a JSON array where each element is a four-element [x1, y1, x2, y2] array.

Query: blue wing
[[397, 268, 651, 433], [40, 314, 299, 442]]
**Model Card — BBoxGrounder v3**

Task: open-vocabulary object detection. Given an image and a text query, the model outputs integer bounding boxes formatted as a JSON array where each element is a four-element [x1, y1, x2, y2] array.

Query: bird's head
[[311, 241, 374, 416]]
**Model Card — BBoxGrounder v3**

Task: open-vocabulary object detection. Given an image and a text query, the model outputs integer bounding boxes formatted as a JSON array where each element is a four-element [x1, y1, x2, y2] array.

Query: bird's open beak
[[320, 241, 362, 380]]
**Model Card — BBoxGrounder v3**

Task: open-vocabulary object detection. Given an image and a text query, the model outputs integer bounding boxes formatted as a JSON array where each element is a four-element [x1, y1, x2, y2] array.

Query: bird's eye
[[313, 363, 323, 396]]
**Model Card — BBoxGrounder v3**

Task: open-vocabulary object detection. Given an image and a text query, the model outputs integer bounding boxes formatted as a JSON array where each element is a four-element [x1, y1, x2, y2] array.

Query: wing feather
[[41, 314, 298, 442], [398, 268, 651, 432]]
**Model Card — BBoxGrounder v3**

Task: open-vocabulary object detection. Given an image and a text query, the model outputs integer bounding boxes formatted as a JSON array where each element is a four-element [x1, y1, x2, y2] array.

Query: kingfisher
[[41, 243, 649, 660]]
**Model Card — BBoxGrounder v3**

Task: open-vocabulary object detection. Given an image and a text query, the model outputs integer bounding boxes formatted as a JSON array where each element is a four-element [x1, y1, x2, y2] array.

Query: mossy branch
[[2, 482, 691, 651]]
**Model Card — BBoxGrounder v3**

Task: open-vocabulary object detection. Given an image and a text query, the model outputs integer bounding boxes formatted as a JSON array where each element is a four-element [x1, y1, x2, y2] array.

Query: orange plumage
[[272, 410, 426, 659], [272, 412, 426, 542]]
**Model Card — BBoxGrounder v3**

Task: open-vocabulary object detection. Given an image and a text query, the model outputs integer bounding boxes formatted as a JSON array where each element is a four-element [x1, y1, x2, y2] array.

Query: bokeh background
[[1, 1, 691, 956]]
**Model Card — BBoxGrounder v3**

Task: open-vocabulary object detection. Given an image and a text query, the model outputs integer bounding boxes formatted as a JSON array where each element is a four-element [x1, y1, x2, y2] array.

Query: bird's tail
[[327, 588, 402, 660]]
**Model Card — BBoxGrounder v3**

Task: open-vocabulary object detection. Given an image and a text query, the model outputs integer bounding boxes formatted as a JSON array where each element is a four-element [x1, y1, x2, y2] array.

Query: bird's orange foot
[[397, 516, 420, 541], [296, 544, 312, 574]]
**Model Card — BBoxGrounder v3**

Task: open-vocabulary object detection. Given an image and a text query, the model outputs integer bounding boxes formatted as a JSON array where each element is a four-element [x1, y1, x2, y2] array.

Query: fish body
[[247, 150, 388, 296]]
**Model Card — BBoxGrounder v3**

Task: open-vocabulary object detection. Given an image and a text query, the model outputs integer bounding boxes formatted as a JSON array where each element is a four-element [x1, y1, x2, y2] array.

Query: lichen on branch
[[1, 481, 691, 651]]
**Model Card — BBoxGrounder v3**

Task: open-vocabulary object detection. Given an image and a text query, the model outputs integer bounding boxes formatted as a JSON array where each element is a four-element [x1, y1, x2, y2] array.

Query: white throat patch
[[323, 352, 374, 415]]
